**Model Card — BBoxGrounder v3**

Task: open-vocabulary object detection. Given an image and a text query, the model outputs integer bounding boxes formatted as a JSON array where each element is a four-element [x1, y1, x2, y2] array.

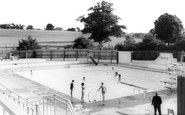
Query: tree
[[173, 39, 185, 51], [67, 28, 76, 31], [73, 36, 93, 49], [45, 23, 55, 30], [124, 34, 136, 47], [17, 36, 40, 50], [135, 33, 164, 50], [27, 25, 34, 30], [114, 34, 136, 51], [77, 1, 126, 48], [153, 13, 184, 45]]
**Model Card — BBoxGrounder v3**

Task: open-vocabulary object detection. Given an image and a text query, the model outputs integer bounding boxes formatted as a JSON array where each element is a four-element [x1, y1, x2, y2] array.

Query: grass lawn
[[0, 29, 141, 50]]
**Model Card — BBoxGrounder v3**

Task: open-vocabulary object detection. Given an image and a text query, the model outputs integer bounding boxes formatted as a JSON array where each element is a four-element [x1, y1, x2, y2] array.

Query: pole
[[177, 75, 185, 115], [54, 95, 56, 115]]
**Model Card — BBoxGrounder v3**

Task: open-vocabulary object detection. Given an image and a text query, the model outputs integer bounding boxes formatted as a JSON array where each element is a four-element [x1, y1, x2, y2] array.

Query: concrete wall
[[177, 75, 185, 115], [118, 51, 132, 64]]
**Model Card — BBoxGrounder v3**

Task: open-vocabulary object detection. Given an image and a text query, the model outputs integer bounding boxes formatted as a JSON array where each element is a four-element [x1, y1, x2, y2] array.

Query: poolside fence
[[0, 50, 183, 62], [0, 49, 118, 63]]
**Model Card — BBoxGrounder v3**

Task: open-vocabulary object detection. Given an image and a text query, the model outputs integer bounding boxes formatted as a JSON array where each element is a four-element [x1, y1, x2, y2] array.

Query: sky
[[0, 0, 184, 33]]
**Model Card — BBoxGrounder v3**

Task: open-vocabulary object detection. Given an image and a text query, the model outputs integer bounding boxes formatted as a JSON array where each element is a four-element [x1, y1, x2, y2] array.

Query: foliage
[[132, 33, 146, 39], [45, 23, 55, 30], [17, 36, 41, 50], [153, 13, 184, 44], [26, 25, 34, 30], [135, 33, 164, 50], [77, 0, 126, 47], [114, 42, 126, 51], [115, 34, 136, 51], [173, 38, 185, 51], [124, 34, 136, 47], [73, 36, 93, 49], [0, 23, 24, 29], [67, 28, 76, 31]]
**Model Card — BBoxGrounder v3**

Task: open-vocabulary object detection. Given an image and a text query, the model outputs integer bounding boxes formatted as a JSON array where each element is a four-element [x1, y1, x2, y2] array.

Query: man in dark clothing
[[152, 92, 162, 115], [70, 80, 74, 103]]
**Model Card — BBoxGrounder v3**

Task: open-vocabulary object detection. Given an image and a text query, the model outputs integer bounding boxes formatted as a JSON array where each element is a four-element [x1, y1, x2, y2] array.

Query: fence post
[[110, 50, 113, 63], [116, 51, 119, 64], [50, 50, 53, 61], [63, 50, 65, 61], [76, 50, 78, 61], [98, 50, 100, 63]]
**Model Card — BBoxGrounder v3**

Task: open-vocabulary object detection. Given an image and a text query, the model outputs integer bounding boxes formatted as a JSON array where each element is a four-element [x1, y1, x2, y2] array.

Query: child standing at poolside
[[81, 82, 85, 103], [97, 82, 106, 105], [70, 80, 74, 103]]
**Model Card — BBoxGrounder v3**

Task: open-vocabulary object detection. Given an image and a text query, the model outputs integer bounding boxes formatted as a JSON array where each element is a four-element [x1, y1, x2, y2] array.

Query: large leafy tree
[[27, 25, 34, 30], [45, 23, 55, 30], [78, 1, 126, 48], [153, 13, 184, 45], [17, 36, 40, 50]]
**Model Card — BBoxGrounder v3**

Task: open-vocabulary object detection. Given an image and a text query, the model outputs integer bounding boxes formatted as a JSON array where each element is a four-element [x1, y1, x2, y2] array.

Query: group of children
[[70, 68, 122, 105], [70, 76, 106, 105], [70, 77, 86, 104]]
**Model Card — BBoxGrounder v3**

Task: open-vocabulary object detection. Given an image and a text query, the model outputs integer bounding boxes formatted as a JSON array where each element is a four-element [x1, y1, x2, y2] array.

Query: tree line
[[74, 1, 185, 51], [0, 23, 81, 32], [16, 0, 185, 52]]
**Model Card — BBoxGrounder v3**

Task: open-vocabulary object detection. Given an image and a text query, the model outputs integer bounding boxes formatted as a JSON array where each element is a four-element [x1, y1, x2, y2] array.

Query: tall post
[[43, 100, 45, 115], [54, 95, 56, 115], [177, 75, 185, 115], [26, 100, 29, 114], [66, 101, 68, 115]]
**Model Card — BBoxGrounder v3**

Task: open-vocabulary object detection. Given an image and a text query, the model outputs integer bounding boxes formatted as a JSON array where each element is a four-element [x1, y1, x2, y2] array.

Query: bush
[[173, 39, 185, 51], [73, 36, 93, 49], [17, 36, 40, 50]]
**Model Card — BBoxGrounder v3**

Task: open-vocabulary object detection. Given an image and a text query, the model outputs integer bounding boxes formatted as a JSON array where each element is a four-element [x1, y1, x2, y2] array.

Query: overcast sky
[[0, 0, 184, 33]]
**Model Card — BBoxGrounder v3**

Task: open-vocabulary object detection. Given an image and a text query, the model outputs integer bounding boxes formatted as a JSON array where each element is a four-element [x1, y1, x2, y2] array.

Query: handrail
[[0, 83, 38, 111], [0, 82, 76, 115], [43, 94, 76, 115]]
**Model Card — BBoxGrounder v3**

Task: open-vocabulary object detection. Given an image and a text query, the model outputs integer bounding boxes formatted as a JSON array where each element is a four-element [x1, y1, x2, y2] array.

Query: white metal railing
[[0, 83, 39, 115], [30, 94, 76, 115], [0, 82, 76, 115]]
